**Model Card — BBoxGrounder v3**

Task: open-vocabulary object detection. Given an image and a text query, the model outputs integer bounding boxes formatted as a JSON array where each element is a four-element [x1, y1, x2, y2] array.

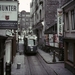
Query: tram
[[24, 34, 37, 54]]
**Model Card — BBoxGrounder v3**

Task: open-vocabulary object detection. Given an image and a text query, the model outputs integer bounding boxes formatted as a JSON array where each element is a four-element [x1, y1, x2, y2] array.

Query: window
[[71, 9, 75, 30], [26, 15, 30, 17], [26, 18, 29, 21], [66, 12, 69, 30], [67, 43, 74, 62], [39, 0, 43, 8], [28, 39, 34, 46], [36, 13, 38, 19], [22, 18, 25, 21], [40, 10, 41, 20], [22, 23, 25, 26], [26, 22, 29, 25], [22, 14, 25, 17]]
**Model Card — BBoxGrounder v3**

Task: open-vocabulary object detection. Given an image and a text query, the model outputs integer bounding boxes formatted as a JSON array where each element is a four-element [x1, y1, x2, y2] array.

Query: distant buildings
[[18, 10, 30, 35]]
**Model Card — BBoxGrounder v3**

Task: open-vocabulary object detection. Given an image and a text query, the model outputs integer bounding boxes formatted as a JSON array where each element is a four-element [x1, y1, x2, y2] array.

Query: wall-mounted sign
[[0, 1, 18, 29], [57, 8, 63, 36]]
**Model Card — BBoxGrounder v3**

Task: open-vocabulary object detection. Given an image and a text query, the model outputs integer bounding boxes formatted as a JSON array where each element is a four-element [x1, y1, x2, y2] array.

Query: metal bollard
[[52, 50, 56, 62]]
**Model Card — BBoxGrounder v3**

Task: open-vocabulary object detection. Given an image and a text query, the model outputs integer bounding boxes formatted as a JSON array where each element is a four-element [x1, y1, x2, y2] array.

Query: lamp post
[[52, 25, 56, 62]]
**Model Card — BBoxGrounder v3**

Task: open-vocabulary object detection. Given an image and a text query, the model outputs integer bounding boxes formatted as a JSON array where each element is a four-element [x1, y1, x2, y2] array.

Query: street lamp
[[52, 25, 56, 62]]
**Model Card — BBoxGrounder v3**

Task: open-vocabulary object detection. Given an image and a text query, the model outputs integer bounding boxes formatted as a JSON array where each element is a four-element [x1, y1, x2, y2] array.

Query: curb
[[38, 50, 64, 64]]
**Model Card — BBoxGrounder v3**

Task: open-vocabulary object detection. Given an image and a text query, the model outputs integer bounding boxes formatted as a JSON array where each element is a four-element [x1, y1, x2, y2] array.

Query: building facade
[[61, 0, 75, 74], [0, 0, 19, 74], [19, 10, 30, 35], [20, 11, 26, 32], [30, 0, 60, 48], [30, 0, 75, 73], [30, 0, 46, 47]]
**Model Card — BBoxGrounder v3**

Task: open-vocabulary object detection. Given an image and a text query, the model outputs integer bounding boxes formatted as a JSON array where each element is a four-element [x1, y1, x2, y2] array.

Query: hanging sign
[[57, 8, 63, 36], [0, 1, 18, 29]]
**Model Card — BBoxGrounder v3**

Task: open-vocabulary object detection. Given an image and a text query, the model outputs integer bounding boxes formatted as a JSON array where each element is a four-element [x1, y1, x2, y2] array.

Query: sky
[[19, 0, 32, 12]]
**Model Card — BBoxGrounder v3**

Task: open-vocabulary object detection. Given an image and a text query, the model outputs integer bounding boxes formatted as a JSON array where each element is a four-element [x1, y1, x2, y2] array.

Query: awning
[[44, 28, 54, 34], [44, 23, 57, 34]]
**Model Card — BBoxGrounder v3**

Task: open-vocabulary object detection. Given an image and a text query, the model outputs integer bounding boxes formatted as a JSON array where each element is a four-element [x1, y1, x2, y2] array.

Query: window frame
[[65, 12, 69, 30], [71, 9, 75, 30]]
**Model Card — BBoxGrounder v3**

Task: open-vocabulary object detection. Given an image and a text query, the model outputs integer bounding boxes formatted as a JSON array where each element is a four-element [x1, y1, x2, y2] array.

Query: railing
[[40, 44, 64, 61]]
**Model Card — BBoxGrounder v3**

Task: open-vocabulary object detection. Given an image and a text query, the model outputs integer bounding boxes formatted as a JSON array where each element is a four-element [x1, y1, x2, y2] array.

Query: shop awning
[[44, 23, 57, 34]]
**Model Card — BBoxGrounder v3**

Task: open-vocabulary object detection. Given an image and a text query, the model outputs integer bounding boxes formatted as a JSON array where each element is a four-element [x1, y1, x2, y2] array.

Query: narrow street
[[0, 0, 75, 75], [11, 39, 73, 75], [11, 39, 57, 75]]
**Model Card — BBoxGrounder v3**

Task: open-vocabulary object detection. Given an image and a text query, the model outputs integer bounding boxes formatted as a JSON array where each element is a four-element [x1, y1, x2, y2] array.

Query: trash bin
[[17, 63, 21, 69]]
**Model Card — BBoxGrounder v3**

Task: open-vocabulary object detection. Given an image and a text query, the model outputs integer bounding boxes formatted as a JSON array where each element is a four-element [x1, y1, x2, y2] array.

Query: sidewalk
[[38, 49, 64, 64], [38, 49, 73, 75], [11, 53, 25, 75]]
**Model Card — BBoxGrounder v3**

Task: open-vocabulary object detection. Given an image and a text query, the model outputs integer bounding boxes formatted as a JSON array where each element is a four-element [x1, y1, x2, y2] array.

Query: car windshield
[[28, 39, 34, 46]]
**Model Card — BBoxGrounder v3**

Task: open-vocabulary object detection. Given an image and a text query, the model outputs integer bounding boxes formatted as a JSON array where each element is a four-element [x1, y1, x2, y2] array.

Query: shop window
[[67, 43, 74, 62], [71, 9, 75, 30]]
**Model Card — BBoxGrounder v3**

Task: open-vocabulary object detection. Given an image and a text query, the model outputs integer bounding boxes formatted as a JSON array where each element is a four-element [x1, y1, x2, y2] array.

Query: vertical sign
[[57, 8, 63, 36], [0, 1, 18, 29]]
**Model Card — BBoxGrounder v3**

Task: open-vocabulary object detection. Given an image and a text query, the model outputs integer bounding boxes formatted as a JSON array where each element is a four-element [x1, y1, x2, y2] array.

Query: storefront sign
[[57, 8, 63, 36], [0, 1, 18, 29]]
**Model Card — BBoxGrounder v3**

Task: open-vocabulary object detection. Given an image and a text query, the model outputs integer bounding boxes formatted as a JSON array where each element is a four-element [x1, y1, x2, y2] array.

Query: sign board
[[0, 1, 18, 29], [57, 8, 63, 36]]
